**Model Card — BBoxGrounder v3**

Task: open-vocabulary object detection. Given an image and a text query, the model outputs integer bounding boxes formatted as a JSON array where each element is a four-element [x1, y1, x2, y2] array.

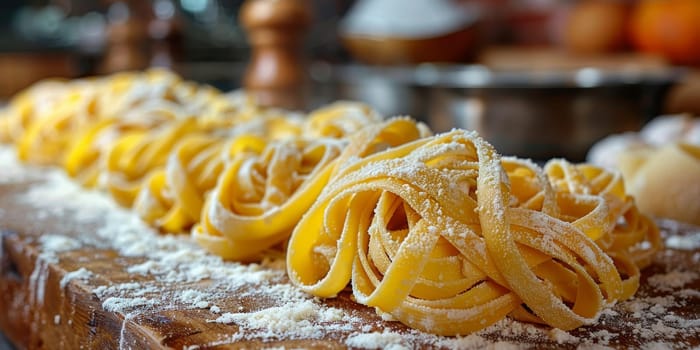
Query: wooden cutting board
[[0, 150, 699, 349]]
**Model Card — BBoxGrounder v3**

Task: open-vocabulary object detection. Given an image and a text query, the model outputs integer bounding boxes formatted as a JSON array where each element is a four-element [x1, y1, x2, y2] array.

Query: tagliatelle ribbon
[[193, 118, 429, 261], [3, 69, 245, 174], [62, 101, 185, 187], [134, 135, 224, 232], [16, 87, 99, 165], [62, 100, 294, 190], [129, 105, 319, 234], [134, 134, 267, 233], [544, 160, 662, 299], [105, 117, 203, 207], [132, 101, 388, 238], [287, 130, 659, 336], [96, 77, 258, 208], [192, 137, 344, 261], [303, 101, 384, 138], [0, 79, 73, 144], [2, 69, 664, 337]]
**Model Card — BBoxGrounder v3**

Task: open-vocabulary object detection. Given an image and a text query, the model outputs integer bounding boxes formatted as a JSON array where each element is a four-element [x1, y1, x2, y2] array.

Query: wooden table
[[0, 147, 698, 349]]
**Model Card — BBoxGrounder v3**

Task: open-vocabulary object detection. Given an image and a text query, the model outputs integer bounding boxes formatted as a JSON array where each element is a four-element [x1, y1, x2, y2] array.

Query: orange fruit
[[630, 0, 700, 65], [564, 0, 629, 54]]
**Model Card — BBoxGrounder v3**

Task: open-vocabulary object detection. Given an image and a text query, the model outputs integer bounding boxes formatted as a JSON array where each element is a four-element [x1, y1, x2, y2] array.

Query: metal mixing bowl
[[310, 63, 683, 161]]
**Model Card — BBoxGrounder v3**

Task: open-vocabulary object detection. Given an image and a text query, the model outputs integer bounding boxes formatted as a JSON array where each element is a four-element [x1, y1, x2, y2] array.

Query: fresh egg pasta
[[287, 130, 660, 336], [0, 69, 662, 337]]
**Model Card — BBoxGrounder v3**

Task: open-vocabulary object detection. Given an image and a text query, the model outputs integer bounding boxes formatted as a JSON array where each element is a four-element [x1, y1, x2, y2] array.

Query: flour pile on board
[[59, 268, 93, 288], [0, 145, 379, 345], [1, 143, 699, 349]]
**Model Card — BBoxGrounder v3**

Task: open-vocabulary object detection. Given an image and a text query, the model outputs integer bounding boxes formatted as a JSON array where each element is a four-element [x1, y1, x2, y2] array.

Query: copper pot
[[339, 0, 480, 65], [342, 27, 476, 65], [341, 26, 478, 65]]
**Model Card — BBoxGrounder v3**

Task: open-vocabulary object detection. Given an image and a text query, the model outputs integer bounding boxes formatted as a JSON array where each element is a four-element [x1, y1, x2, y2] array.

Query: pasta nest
[[193, 117, 431, 261], [133, 134, 265, 233], [0, 69, 662, 337], [287, 129, 661, 336], [130, 101, 386, 234]]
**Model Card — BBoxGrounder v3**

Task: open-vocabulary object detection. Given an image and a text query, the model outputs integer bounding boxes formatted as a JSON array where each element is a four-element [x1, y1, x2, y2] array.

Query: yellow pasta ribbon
[[303, 101, 383, 138], [64, 100, 199, 187], [104, 117, 202, 207], [134, 134, 267, 233], [193, 118, 427, 261], [0, 79, 72, 143], [544, 160, 663, 299], [15, 83, 100, 165], [193, 137, 344, 261], [2, 68, 663, 338], [287, 130, 655, 336], [3, 68, 248, 189], [131, 105, 316, 234]]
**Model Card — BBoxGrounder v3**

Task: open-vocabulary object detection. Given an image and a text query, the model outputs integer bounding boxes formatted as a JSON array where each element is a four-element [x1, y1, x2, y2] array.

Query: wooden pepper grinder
[[100, 0, 150, 74], [148, 0, 183, 71], [240, 0, 313, 110]]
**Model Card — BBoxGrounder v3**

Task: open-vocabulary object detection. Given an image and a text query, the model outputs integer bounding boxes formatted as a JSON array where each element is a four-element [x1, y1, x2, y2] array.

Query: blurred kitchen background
[[1, 0, 699, 160]]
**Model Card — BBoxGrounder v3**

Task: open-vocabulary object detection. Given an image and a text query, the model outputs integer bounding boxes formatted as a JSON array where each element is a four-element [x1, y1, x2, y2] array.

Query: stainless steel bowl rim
[[310, 63, 686, 89]]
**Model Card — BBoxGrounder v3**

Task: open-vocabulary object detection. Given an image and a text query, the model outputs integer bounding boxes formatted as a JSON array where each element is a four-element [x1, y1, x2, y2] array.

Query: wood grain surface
[[0, 166, 699, 349]]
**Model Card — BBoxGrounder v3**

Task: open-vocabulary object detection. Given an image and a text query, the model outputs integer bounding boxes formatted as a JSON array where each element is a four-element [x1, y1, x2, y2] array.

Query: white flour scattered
[[549, 328, 580, 344], [39, 234, 82, 254], [666, 234, 700, 250], [102, 297, 160, 313], [60, 267, 94, 288], [679, 289, 700, 298], [26, 234, 79, 307], [0, 147, 43, 183], [587, 329, 615, 345], [621, 296, 677, 316], [1, 143, 699, 349], [345, 330, 408, 349], [659, 219, 700, 250], [93, 282, 152, 298], [648, 270, 698, 292], [177, 289, 211, 309], [0, 145, 364, 346], [215, 300, 351, 339], [213, 283, 358, 341], [434, 334, 492, 349], [26, 233, 83, 307]]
